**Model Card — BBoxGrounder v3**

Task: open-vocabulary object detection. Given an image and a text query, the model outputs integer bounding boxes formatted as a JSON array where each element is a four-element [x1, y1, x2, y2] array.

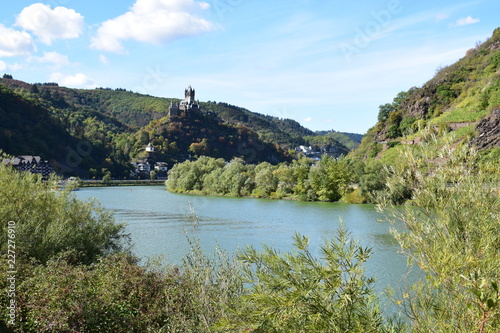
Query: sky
[[0, 0, 499, 134]]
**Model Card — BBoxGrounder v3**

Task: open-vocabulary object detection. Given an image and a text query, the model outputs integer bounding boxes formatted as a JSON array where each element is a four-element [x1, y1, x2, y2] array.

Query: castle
[[168, 85, 200, 117]]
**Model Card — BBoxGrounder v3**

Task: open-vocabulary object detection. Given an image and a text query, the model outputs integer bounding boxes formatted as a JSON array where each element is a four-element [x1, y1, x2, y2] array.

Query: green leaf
[[472, 288, 482, 299]]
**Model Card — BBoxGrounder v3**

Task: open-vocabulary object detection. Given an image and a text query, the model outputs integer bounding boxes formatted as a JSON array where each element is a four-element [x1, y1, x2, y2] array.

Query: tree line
[[164, 152, 417, 204], [166, 155, 355, 202]]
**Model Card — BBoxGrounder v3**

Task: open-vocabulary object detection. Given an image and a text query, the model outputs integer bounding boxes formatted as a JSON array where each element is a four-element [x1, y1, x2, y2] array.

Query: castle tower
[[185, 85, 195, 104], [179, 85, 199, 112], [168, 101, 179, 117]]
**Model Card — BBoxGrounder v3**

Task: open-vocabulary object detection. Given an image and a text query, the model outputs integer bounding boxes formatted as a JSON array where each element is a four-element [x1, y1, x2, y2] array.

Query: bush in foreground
[[381, 135, 500, 332], [0, 164, 127, 265], [220, 228, 402, 333]]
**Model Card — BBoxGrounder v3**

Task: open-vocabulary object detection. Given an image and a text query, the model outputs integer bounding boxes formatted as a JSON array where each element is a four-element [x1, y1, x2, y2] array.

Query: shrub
[[1, 237, 243, 333], [223, 228, 399, 332], [0, 164, 128, 265], [398, 117, 417, 135], [381, 134, 500, 332], [342, 188, 366, 204]]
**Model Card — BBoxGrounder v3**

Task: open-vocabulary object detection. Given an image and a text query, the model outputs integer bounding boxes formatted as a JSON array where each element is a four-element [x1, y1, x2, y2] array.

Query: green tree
[[253, 162, 277, 198], [273, 163, 296, 198], [291, 157, 312, 199], [218, 158, 250, 197], [378, 103, 394, 122], [359, 161, 388, 203], [166, 156, 226, 193], [202, 167, 225, 195], [101, 168, 112, 184], [309, 155, 351, 202], [189, 138, 210, 157]]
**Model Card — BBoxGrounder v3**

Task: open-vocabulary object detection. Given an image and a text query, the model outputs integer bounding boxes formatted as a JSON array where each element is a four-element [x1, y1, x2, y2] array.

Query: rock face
[[472, 107, 500, 149], [401, 90, 433, 119]]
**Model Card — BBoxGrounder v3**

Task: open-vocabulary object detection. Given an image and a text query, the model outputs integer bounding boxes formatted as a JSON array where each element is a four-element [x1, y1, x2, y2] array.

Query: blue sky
[[0, 0, 498, 134]]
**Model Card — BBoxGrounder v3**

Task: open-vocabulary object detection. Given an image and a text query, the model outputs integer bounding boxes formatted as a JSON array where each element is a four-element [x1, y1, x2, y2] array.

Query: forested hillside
[[0, 83, 119, 175], [307, 130, 363, 151], [200, 101, 314, 147], [0, 80, 293, 177], [0, 77, 362, 177]]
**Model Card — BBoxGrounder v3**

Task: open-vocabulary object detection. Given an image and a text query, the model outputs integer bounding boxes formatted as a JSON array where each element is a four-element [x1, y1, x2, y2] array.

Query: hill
[[1, 79, 337, 149], [0, 79, 296, 177], [352, 27, 500, 161], [0, 80, 137, 176], [0, 83, 77, 162], [199, 101, 316, 147], [309, 131, 363, 151], [0, 77, 363, 178], [1, 78, 361, 151]]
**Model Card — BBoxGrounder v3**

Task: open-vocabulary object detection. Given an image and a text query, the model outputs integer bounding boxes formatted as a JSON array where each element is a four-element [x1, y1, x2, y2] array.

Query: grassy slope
[[351, 27, 500, 163]]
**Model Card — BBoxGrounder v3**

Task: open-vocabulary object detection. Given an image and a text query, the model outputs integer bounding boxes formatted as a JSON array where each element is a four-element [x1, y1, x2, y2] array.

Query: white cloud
[[435, 13, 449, 21], [91, 0, 216, 53], [33, 51, 71, 68], [8, 63, 24, 72], [50, 72, 95, 88], [99, 54, 109, 64], [0, 60, 6, 71], [16, 3, 84, 45], [303, 117, 312, 122], [0, 24, 36, 57], [452, 16, 480, 26]]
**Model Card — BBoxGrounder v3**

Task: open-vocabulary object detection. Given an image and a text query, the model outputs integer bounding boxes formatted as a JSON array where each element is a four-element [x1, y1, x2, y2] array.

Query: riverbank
[[80, 179, 166, 187], [166, 185, 365, 204]]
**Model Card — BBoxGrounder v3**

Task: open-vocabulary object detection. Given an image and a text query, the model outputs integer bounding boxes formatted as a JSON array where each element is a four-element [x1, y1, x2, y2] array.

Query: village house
[[2, 155, 55, 178], [154, 162, 168, 172], [131, 143, 168, 178]]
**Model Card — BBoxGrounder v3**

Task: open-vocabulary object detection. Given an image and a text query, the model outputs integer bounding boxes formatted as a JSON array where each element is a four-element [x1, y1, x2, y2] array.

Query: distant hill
[[312, 131, 363, 150], [1, 78, 361, 150], [0, 80, 176, 129], [200, 101, 314, 148], [0, 80, 292, 176], [351, 27, 500, 161], [0, 77, 363, 177]]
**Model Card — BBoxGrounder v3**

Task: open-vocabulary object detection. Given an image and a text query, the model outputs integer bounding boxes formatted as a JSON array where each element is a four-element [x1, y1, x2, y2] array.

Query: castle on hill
[[168, 85, 200, 117]]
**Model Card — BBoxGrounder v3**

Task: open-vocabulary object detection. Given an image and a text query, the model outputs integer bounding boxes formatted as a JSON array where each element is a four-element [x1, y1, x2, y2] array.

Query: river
[[76, 185, 416, 310]]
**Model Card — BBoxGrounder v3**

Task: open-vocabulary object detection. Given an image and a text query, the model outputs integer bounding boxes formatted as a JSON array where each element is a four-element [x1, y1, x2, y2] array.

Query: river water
[[76, 185, 416, 310]]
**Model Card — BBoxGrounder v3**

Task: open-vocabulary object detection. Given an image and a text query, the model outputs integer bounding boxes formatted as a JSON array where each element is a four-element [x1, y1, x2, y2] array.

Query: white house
[[154, 162, 168, 172], [145, 143, 155, 152]]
